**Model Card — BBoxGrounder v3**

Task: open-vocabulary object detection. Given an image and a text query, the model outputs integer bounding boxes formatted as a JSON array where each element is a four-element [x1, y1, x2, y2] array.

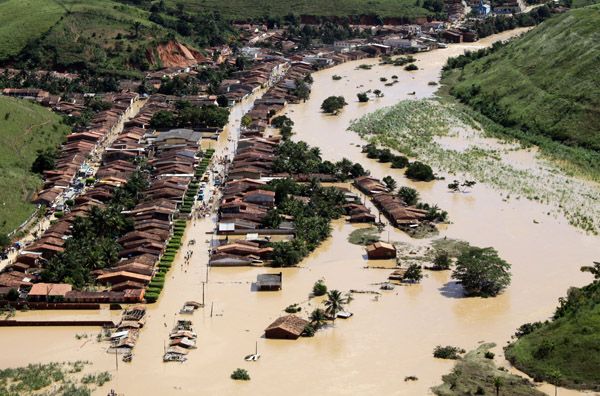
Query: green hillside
[[505, 267, 600, 391], [0, 97, 70, 235], [164, 0, 431, 19], [443, 6, 600, 170], [0, 0, 67, 60]]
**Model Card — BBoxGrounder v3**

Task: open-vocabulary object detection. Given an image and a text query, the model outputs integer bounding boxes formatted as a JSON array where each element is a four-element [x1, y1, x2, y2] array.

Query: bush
[[404, 63, 418, 71], [285, 304, 302, 313], [332, 75, 342, 80], [391, 155, 409, 169], [54, 211, 64, 219], [431, 251, 451, 270], [357, 92, 369, 102], [397, 186, 419, 206], [302, 324, 316, 337], [312, 280, 327, 296], [230, 368, 250, 381], [484, 351, 495, 359], [405, 161, 435, 181], [145, 292, 159, 303], [433, 345, 465, 359]]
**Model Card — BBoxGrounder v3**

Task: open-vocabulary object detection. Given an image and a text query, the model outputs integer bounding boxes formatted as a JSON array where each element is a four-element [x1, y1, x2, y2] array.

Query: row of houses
[[0, 94, 205, 303], [34, 92, 140, 206], [354, 176, 428, 228]]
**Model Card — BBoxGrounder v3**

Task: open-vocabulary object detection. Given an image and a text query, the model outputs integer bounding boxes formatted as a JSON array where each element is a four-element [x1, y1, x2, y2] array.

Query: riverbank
[[0, 29, 597, 396]]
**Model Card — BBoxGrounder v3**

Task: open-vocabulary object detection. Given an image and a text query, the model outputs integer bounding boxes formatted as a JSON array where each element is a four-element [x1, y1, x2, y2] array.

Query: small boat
[[122, 353, 133, 362], [163, 353, 187, 362], [244, 341, 261, 362], [336, 311, 354, 319]]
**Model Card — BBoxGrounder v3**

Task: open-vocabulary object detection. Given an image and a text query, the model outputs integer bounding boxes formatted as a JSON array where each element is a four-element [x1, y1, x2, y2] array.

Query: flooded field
[[0, 28, 598, 396]]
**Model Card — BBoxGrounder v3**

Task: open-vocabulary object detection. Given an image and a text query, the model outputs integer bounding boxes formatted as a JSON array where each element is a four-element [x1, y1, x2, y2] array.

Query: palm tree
[[309, 308, 326, 330], [493, 376, 503, 396], [323, 290, 349, 321]]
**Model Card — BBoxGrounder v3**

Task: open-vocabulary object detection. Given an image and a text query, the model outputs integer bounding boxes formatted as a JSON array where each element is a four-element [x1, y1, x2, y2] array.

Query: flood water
[[0, 28, 598, 396]]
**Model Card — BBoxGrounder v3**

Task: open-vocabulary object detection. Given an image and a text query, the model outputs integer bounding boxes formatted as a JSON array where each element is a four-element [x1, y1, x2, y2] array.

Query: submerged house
[[366, 242, 397, 260], [256, 272, 282, 291], [264, 315, 309, 340]]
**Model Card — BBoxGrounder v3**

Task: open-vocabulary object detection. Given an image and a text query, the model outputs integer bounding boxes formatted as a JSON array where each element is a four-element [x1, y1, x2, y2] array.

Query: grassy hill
[[505, 272, 600, 391], [164, 0, 431, 20], [0, 97, 69, 235], [0, 0, 67, 60], [443, 5, 600, 176], [0, 0, 177, 75]]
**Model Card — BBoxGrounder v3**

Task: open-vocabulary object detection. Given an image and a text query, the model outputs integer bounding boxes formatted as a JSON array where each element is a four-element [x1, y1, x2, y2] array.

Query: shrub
[[391, 155, 409, 169], [312, 280, 327, 296], [397, 186, 419, 206], [231, 368, 250, 381], [332, 75, 342, 80], [357, 92, 369, 103], [484, 351, 495, 359], [54, 211, 64, 219], [405, 161, 434, 181], [433, 345, 465, 359], [404, 63, 418, 71], [432, 251, 452, 270], [285, 304, 302, 313], [302, 324, 316, 337]]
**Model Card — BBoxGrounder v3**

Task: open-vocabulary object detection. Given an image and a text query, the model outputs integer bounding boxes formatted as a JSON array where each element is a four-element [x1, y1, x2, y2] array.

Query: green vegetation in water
[[230, 368, 250, 381], [505, 262, 600, 391], [312, 280, 328, 297], [0, 96, 70, 235], [0, 361, 107, 396], [432, 343, 545, 396], [349, 99, 600, 234], [453, 246, 511, 297], [433, 345, 465, 360], [348, 226, 381, 245]]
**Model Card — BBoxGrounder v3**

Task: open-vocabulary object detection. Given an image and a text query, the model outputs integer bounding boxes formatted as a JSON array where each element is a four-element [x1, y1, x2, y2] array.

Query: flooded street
[[0, 28, 598, 396]]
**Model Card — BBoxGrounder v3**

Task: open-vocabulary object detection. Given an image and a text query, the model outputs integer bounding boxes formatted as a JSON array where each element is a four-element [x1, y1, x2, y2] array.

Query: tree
[[323, 289, 349, 320], [448, 180, 461, 192], [312, 280, 327, 296], [0, 233, 10, 250], [6, 288, 19, 301], [241, 115, 252, 128], [548, 370, 562, 396], [357, 92, 369, 102], [373, 89, 384, 97], [402, 264, 423, 283], [132, 21, 142, 38], [150, 110, 176, 129], [382, 176, 397, 191], [452, 247, 511, 297], [406, 161, 434, 181], [321, 96, 347, 114], [309, 308, 327, 330], [391, 155, 409, 169], [378, 148, 394, 163], [294, 80, 311, 102], [493, 376, 504, 396], [217, 95, 229, 107], [580, 261, 600, 280], [397, 186, 419, 206], [31, 148, 57, 174], [433, 251, 451, 270]]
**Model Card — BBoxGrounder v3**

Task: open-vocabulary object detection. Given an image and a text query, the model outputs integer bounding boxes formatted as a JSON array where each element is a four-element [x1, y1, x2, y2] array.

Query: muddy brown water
[[0, 29, 597, 396]]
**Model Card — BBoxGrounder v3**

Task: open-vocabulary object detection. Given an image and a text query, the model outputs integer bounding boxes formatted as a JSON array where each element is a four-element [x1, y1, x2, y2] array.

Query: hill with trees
[[442, 5, 600, 179], [0, 0, 235, 76], [0, 96, 69, 235], [505, 262, 600, 391]]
